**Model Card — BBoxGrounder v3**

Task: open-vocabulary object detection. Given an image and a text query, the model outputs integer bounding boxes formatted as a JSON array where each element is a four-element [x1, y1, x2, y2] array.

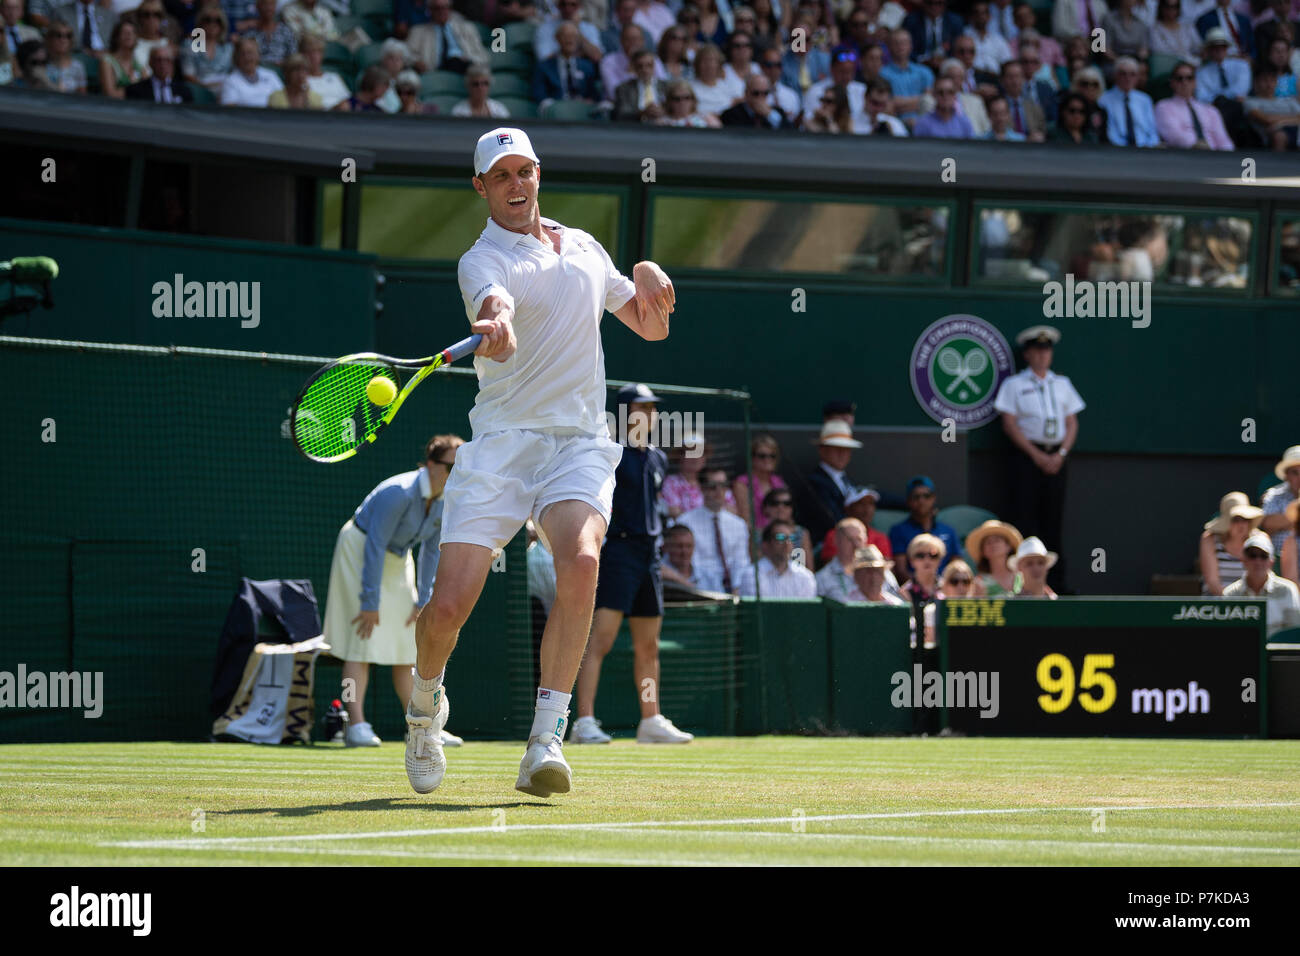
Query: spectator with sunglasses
[[656, 24, 693, 81], [734, 435, 788, 531], [803, 44, 866, 123], [889, 476, 964, 583], [43, 20, 85, 91], [54, 0, 116, 53], [677, 466, 752, 594], [452, 63, 510, 117], [760, 488, 814, 567], [1224, 531, 1300, 637], [805, 83, 855, 130], [658, 78, 721, 123], [181, 7, 233, 94], [1051, 91, 1100, 143], [757, 45, 801, 116], [737, 519, 817, 597], [940, 558, 981, 597], [129, 0, 173, 71], [721, 28, 758, 96], [1157, 62, 1234, 148], [901, 534, 945, 647]]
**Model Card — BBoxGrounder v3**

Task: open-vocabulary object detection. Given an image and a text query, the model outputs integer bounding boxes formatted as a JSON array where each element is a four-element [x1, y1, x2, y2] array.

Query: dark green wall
[[1, 219, 378, 356], [0, 341, 527, 742]]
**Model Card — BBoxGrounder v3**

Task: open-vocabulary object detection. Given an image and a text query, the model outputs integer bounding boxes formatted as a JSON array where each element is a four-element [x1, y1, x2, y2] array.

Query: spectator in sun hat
[[1263, 445, 1300, 557], [1199, 490, 1263, 596], [843, 545, 907, 605], [995, 324, 1084, 593], [965, 519, 1023, 596], [1223, 531, 1300, 637], [799, 418, 864, 545], [1009, 536, 1057, 598], [888, 475, 965, 583]]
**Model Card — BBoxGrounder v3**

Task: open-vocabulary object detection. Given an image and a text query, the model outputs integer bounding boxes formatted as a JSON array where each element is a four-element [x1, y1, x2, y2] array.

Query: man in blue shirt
[[888, 475, 966, 584], [1196, 28, 1251, 103], [573, 384, 693, 745], [1098, 56, 1159, 147], [881, 28, 935, 123], [322, 435, 465, 748]]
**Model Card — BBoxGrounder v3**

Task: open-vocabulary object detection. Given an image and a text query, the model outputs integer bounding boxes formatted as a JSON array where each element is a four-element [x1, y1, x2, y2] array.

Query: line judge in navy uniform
[[572, 383, 694, 744], [322, 435, 466, 748], [994, 325, 1085, 592]]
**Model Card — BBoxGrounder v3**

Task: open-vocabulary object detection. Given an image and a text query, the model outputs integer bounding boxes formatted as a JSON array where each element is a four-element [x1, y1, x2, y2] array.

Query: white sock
[[530, 687, 570, 742], [408, 668, 444, 717]]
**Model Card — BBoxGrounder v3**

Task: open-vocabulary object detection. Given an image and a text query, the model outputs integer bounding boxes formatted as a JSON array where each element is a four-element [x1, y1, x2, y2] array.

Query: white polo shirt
[[994, 368, 1085, 445], [1223, 572, 1300, 639], [219, 67, 283, 107], [738, 556, 818, 598], [457, 216, 636, 438]]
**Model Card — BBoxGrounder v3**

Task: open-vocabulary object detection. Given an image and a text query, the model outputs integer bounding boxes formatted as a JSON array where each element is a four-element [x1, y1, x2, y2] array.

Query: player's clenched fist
[[472, 296, 517, 363], [633, 261, 675, 325]]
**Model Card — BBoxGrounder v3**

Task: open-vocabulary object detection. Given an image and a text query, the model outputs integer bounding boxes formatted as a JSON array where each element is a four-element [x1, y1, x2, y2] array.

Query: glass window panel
[[651, 195, 949, 277], [1275, 216, 1300, 294], [318, 182, 622, 261], [975, 208, 1252, 290]]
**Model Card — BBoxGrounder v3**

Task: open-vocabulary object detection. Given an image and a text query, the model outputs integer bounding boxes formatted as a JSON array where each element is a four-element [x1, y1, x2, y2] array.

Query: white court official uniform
[[443, 215, 634, 551], [737, 556, 817, 598], [323, 520, 418, 665], [993, 367, 1086, 443]]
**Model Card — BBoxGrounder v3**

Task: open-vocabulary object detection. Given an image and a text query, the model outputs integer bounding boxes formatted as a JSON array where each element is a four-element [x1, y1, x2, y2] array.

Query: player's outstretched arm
[[615, 261, 674, 341], [472, 295, 517, 362]]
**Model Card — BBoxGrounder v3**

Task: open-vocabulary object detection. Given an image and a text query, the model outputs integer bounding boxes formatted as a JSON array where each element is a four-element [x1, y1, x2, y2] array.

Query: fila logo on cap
[[474, 127, 541, 176]]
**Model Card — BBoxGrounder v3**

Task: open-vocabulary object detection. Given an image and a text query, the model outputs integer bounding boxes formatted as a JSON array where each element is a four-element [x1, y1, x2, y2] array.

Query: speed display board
[[939, 598, 1267, 737]]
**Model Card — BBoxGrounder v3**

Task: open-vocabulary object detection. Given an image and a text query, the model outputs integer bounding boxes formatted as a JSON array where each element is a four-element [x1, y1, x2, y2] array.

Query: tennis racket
[[290, 334, 482, 463]]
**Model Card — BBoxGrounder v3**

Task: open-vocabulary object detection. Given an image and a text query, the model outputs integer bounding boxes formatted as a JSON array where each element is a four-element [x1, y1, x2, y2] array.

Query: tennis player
[[322, 435, 464, 748], [403, 127, 675, 797]]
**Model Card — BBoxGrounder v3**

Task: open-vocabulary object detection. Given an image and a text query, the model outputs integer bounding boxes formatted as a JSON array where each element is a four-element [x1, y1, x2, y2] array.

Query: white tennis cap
[[473, 127, 540, 176]]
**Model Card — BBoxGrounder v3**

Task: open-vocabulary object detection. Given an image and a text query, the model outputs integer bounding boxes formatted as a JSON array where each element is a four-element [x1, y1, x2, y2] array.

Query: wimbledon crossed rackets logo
[[909, 315, 1013, 430]]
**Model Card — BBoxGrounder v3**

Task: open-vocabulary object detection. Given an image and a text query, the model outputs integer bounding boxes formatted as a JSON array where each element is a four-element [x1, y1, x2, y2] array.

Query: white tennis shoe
[[440, 729, 464, 747], [345, 720, 381, 747], [515, 735, 572, 797], [636, 714, 694, 744], [569, 715, 612, 744], [404, 692, 450, 794]]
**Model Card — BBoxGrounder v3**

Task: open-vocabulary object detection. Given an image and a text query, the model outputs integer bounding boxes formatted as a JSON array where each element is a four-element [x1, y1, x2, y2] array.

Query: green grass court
[[3, 738, 1298, 866]]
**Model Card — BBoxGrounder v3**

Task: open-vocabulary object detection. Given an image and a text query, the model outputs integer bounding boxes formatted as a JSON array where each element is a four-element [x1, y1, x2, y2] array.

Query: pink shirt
[[1155, 96, 1234, 150], [735, 473, 788, 529], [662, 474, 735, 516]]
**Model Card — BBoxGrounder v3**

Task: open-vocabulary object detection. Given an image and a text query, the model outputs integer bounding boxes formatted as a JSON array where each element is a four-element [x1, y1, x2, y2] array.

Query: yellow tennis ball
[[366, 375, 397, 406]]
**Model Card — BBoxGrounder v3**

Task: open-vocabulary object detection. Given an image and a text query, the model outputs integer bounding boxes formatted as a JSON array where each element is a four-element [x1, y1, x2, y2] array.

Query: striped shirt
[[1203, 537, 1246, 596], [1261, 481, 1297, 557], [737, 557, 818, 598]]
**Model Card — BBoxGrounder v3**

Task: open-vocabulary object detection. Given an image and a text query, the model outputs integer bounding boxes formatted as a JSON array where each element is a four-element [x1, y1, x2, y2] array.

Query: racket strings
[[294, 362, 398, 461]]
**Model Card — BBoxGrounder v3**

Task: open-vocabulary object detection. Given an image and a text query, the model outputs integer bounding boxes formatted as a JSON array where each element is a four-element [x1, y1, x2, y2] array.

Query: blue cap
[[617, 383, 661, 404], [907, 475, 936, 493]]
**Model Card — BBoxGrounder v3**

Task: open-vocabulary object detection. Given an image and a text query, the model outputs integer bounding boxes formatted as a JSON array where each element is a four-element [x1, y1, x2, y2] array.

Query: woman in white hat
[[1009, 536, 1058, 599], [965, 519, 1023, 597], [1199, 491, 1263, 596]]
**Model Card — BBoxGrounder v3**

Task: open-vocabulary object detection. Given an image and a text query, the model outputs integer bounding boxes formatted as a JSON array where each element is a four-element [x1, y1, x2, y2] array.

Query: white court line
[[105, 801, 1300, 850], [156, 844, 767, 866]]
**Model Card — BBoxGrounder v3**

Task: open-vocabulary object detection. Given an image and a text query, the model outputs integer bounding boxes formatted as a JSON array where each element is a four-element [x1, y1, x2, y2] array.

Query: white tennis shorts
[[440, 427, 623, 552]]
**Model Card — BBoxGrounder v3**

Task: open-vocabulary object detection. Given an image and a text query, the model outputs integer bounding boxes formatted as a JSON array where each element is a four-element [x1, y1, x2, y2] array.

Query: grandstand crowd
[[2, 0, 1298, 148]]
